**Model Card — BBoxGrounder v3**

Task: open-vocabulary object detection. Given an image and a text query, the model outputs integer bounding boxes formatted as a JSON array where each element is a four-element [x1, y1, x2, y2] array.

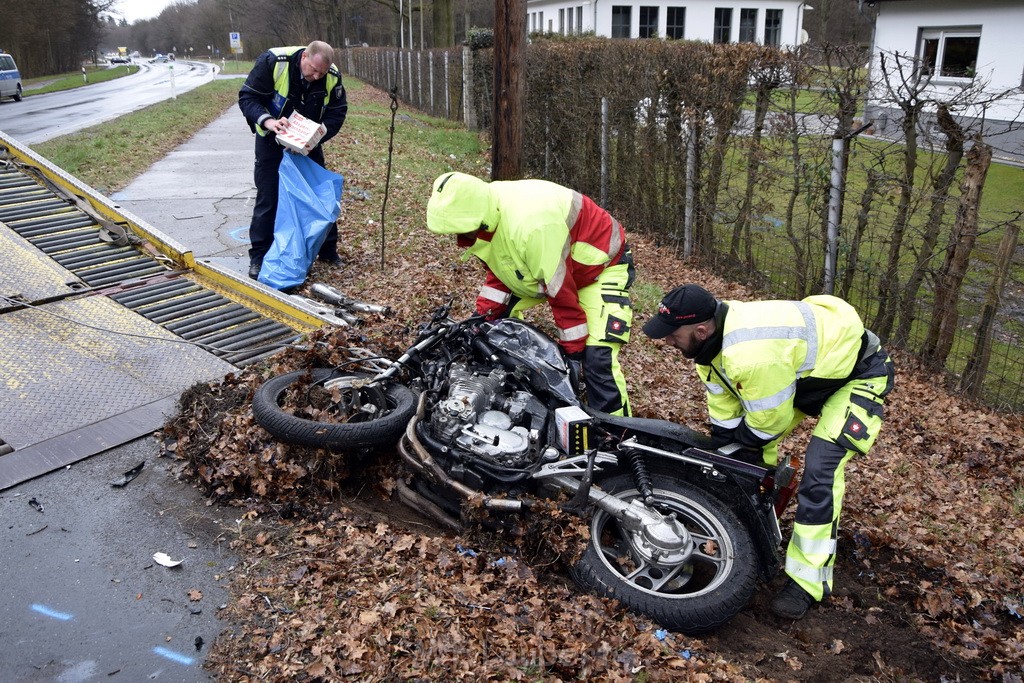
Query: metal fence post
[[684, 125, 696, 257], [601, 97, 609, 208], [444, 51, 451, 120], [463, 46, 476, 129]]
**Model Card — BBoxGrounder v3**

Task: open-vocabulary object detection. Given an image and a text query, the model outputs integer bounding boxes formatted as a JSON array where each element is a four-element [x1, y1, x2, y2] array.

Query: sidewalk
[[0, 106, 259, 683], [113, 106, 257, 278]]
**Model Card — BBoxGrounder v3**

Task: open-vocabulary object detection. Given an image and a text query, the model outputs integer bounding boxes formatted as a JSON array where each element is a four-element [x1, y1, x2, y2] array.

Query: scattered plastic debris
[[28, 497, 43, 513], [194, 636, 204, 651], [153, 552, 183, 568], [680, 649, 692, 660], [655, 629, 669, 641], [456, 544, 477, 558], [110, 462, 145, 488]]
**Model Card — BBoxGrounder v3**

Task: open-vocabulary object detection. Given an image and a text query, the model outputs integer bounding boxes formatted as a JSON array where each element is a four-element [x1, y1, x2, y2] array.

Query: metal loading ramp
[[0, 135, 331, 490]]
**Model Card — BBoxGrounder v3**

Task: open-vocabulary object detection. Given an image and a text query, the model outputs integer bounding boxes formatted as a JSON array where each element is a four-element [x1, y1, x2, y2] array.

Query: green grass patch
[[25, 65, 140, 95], [32, 79, 242, 194], [216, 59, 255, 75]]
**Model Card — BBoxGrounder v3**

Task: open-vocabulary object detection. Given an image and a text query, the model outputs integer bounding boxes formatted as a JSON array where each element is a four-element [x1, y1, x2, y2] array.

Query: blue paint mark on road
[[229, 227, 251, 243], [31, 604, 73, 621], [153, 646, 195, 666]]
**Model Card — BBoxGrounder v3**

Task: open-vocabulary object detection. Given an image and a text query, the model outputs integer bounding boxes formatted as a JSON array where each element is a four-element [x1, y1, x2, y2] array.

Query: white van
[[0, 52, 23, 102]]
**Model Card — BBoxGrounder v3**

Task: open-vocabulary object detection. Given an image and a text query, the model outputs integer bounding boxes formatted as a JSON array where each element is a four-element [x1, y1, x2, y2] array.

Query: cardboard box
[[555, 405, 591, 455], [275, 111, 327, 156]]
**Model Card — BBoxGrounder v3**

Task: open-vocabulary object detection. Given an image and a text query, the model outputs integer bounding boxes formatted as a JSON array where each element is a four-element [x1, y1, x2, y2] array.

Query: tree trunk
[[960, 222, 1019, 399], [433, 0, 455, 48], [922, 136, 993, 367], [781, 83, 808, 296], [697, 119, 733, 257], [491, 0, 525, 180], [893, 104, 965, 346], [873, 100, 921, 339], [731, 85, 770, 261], [839, 169, 880, 301]]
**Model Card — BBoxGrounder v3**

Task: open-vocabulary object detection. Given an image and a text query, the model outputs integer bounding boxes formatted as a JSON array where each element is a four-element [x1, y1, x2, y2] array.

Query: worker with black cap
[[643, 284, 894, 621]]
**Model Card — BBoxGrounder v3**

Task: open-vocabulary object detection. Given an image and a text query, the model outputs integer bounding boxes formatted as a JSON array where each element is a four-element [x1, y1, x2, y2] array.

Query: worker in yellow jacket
[[643, 284, 894, 619], [426, 172, 634, 416]]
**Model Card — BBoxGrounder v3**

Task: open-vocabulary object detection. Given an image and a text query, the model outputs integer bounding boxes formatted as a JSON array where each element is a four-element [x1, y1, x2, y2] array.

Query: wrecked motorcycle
[[252, 303, 798, 633]]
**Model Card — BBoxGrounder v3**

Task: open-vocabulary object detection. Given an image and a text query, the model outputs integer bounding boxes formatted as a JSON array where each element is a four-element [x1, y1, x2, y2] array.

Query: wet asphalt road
[[0, 67, 252, 682], [0, 440, 234, 682], [0, 60, 220, 145]]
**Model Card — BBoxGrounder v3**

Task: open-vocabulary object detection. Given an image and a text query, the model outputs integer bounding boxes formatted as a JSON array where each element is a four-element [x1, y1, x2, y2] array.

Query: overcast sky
[[110, 0, 179, 24]]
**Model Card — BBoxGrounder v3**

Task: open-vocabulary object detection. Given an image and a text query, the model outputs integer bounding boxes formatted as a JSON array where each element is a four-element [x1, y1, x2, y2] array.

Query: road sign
[[229, 32, 241, 49]]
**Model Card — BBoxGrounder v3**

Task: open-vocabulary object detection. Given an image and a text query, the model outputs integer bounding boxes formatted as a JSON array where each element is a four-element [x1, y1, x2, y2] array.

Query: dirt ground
[[327, 470, 978, 683], [162, 81, 1021, 680]]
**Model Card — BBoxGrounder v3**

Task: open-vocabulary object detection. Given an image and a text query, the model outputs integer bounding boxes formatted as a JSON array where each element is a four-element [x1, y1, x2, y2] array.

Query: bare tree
[[921, 135, 993, 367]]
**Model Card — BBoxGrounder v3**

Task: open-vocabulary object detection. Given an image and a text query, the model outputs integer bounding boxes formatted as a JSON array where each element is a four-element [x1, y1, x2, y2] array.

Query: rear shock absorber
[[629, 450, 655, 507]]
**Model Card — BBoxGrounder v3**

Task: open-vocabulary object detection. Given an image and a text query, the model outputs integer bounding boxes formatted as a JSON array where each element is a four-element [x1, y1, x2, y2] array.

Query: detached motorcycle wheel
[[570, 473, 758, 634], [252, 369, 416, 450]]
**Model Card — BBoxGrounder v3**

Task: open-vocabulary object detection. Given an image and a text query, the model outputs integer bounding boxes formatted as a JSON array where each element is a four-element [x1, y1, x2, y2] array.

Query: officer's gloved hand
[[715, 442, 764, 465]]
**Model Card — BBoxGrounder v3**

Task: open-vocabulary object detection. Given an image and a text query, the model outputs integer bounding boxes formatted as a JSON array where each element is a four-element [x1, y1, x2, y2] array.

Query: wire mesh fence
[[341, 39, 1024, 412]]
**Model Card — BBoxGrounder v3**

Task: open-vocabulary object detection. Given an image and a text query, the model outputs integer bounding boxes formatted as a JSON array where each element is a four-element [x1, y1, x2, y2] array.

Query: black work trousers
[[248, 134, 338, 263]]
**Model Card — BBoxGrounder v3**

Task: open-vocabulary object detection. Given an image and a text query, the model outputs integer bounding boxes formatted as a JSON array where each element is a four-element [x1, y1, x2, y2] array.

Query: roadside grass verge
[[24, 65, 140, 95], [217, 59, 255, 75], [31, 79, 243, 194]]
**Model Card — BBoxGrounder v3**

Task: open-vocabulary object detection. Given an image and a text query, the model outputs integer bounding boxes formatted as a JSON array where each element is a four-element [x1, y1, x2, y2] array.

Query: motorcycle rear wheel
[[570, 473, 758, 634], [252, 369, 416, 449]]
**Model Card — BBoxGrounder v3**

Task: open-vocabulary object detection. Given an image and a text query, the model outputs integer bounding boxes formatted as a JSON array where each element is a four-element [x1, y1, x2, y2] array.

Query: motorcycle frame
[[381, 312, 785, 577]]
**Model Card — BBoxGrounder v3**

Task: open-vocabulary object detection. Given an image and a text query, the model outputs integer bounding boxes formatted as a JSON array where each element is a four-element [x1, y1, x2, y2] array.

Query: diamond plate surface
[[0, 295, 236, 449], [0, 221, 79, 301]]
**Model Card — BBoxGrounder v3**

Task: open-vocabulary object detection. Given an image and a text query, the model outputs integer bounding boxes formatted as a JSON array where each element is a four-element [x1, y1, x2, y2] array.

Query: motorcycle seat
[[587, 410, 716, 450]]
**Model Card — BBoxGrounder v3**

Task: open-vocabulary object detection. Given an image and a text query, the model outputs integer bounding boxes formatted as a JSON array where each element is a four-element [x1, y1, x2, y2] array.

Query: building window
[[667, 7, 686, 39], [920, 27, 981, 79], [559, 8, 565, 34], [612, 6, 632, 38], [764, 9, 782, 46], [714, 8, 733, 44], [639, 6, 659, 38], [739, 8, 758, 43], [577, 6, 584, 34]]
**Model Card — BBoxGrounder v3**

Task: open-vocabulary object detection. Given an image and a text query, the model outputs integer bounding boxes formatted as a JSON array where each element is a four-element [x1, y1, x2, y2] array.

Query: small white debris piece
[[153, 552, 183, 568]]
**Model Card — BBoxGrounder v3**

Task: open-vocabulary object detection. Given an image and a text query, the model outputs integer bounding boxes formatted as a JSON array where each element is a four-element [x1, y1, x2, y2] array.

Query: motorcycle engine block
[[429, 362, 540, 468]]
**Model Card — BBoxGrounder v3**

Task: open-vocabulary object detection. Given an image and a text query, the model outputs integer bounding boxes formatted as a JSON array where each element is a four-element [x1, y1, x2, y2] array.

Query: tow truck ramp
[[0, 130, 335, 490]]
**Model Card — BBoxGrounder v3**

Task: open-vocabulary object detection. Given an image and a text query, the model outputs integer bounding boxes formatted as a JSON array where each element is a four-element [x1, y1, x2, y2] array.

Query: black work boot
[[770, 579, 817, 620], [248, 258, 262, 280]]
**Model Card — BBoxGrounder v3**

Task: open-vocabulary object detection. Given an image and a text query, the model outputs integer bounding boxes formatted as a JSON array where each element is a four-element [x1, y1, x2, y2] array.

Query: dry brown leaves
[[164, 83, 1024, 681], [211, 503, 741, 682]]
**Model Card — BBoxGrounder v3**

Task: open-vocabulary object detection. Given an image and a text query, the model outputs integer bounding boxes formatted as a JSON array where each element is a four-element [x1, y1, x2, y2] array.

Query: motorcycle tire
[[570, 473, 758, 634], [252, 369, 416, 450]]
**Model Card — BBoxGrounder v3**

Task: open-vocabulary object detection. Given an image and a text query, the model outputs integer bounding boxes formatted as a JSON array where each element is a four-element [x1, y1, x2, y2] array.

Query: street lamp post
[[795, 3, 814, 46]]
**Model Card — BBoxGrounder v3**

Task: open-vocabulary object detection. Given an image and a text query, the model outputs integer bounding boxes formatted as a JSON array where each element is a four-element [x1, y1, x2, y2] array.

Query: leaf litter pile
[[163, 84, 1023, 681]]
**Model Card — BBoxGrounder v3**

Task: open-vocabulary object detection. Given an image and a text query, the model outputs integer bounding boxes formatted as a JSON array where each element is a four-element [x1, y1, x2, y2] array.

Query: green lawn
[[24, 64, 140, 95]]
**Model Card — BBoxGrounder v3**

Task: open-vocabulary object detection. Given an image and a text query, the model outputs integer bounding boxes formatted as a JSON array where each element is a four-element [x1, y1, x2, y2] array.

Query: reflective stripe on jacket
[[698, 296, 865, 450], [461, 179, 626, 351]]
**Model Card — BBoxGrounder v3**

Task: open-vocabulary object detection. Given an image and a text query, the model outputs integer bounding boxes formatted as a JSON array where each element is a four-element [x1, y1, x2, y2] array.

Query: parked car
[[150, 54, 169, 63], [110, 55, 130, 64], [0, 51, 23, 102]]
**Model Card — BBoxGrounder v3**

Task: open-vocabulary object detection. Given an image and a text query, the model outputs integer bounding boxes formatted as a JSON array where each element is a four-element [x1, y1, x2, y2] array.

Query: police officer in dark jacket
[[238, 41, 348, 279]]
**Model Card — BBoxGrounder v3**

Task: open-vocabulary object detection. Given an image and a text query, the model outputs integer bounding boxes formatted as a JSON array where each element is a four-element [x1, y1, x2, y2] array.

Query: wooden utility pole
[[492, 0, 525, 180]]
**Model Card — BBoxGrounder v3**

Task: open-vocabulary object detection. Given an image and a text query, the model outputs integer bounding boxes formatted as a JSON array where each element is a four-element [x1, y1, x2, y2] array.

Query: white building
[[866, 0, 1024, 158], [526, 0, 811, 47]]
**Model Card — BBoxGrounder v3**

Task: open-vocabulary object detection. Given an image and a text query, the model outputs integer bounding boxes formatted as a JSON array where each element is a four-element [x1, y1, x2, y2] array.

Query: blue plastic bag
[[258, 153, 344, 290]]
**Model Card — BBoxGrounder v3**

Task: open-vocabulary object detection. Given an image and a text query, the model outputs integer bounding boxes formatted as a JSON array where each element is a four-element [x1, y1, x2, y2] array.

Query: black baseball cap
[[642, 284, 718, 339]]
